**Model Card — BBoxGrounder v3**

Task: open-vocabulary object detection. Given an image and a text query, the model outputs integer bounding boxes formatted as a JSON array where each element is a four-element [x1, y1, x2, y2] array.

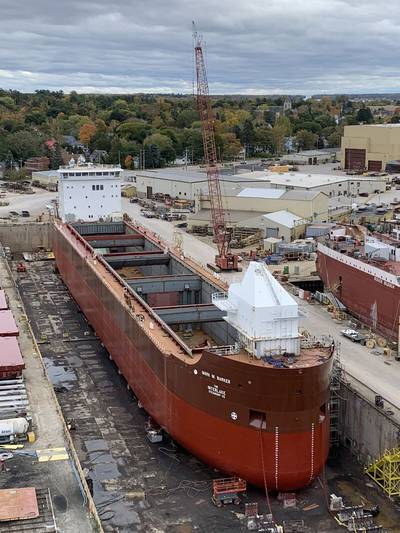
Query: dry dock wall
[[339, 378, 400, 465], [0, 222, 51, 252]]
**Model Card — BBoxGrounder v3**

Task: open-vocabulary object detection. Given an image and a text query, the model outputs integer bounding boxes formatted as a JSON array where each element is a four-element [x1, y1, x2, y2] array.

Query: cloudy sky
[[1, 0, 400, 95]]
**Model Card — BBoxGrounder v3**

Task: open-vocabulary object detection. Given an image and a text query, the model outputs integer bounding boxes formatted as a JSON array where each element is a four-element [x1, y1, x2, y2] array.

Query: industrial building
[[236, 171, 387, 198], [31, 169, 59, 191], [255, 210, 306, 241], [135, 169, 386, 209], [188, 188, 328, 231], [58, 163, 122, 222], [341, 124, 400, 171], [283, 149, 338, 166]]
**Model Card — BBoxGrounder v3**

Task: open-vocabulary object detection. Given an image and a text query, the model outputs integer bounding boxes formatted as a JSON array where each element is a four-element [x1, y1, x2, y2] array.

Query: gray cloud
[[1, 0, 400, 94]]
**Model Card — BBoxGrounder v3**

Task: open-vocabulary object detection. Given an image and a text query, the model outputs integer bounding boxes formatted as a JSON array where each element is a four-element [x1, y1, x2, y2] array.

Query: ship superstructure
[[53, 219, 333, 490]]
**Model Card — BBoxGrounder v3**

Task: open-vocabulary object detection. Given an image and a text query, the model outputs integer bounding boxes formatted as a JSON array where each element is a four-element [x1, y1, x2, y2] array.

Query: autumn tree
[[124, 155, 134, 169], [79, 123, 97, 145]]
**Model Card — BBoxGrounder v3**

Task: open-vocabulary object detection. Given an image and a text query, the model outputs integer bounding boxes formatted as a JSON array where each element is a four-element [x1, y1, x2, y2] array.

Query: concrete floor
[[0, 254, 94, 532], [0, 187, 56, 219]]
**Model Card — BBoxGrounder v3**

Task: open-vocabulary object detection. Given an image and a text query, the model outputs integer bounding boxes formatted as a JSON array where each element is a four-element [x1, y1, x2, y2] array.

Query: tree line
[[0, 89, 380, 169]]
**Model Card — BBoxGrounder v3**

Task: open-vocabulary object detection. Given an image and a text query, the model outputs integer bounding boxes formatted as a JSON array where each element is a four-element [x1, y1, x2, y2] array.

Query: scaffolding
[[365, 448, 400, 497], [330, 349, 344, 447]]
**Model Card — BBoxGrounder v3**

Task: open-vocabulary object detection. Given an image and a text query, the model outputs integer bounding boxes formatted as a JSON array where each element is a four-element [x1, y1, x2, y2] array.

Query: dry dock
[[0, 250, 95, 532], [12, 258, 400, 532]]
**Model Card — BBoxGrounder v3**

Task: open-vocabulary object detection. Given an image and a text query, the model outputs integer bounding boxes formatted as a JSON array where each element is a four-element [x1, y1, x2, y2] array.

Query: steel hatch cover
[[0, 487, 39, 522]]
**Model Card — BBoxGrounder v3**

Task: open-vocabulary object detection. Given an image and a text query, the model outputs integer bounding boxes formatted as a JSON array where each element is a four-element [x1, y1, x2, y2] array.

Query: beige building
[[341, 124, 400, 171], [194, 188, 329, 225], [31, 170, 59, 191], [244, 210, 307, 241]]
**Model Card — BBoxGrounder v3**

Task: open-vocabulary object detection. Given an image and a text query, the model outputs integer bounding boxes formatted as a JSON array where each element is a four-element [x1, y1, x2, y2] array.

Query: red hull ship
[[317, 225, 400, 342], [53, 219, 333, 491]]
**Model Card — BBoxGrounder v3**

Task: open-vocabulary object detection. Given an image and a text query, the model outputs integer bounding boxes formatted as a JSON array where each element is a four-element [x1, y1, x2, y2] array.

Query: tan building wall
[[239, 214, 307, 241], [341, 125, 400, 170], [136, 174, 195, 199], [200, 193, 329, 221]]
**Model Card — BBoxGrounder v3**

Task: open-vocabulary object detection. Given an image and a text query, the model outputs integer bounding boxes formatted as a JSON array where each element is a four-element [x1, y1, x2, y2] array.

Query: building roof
[[346, 124, 400, 128], [296, 150, 331, 156], [188, 209, 266, 223], [32, 170, 59, 177], [136, 169, 206, 183], [136, 169, 276, 186], [237, 188, 285, 199], [262, 210, 302, 228], [238, 171, 383, 190]]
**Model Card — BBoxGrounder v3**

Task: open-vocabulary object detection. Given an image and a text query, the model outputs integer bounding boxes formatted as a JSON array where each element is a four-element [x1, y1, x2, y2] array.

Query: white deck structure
[[58, 159, 122, 222], [213, 262, 300, 358]]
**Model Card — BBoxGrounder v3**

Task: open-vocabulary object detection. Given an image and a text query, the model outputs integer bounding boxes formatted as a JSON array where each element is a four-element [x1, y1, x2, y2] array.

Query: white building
[[58, 161, 122, 222]]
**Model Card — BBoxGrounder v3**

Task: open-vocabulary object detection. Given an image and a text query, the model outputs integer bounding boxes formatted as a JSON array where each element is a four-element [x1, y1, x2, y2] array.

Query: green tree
[[0, 96, 15, 110], [117, 121, 151, 143], [176, 109, 198, 128], [144, 133, 175, 165], [220, 133, 242, 159], [45, 144, 64, 170], [356, 107, 373, 124], [295, 129, 318, 151], [327, 131, 341, 147], [8, 130, 44, 161]]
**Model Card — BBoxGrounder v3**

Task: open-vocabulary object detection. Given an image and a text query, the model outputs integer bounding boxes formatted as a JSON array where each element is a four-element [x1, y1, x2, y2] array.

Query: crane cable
[[258, 426, 273, 519]]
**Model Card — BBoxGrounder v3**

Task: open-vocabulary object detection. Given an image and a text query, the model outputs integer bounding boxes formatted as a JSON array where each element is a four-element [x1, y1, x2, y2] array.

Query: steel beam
[[105, 252, 170, 267], [153, 303, 225, 324], [127, 274, 201, 294], [86, 233, 146, 248]]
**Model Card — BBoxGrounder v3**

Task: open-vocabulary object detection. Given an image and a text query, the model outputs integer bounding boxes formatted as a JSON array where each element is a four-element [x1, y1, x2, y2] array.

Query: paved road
[[123, 198, 400, 409], [0, 188, 56, 219], [296, 298, 400, 410]]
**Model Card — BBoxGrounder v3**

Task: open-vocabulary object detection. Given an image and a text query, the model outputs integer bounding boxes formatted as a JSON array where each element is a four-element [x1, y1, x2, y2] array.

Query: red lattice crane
[[193, 23, 240, 272]]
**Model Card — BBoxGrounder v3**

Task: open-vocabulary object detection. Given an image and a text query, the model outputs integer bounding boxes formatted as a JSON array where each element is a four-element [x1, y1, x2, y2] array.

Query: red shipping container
[[0, 336, 24, 378], [0, 310, 19, 336], [0, 290, 7, 310]]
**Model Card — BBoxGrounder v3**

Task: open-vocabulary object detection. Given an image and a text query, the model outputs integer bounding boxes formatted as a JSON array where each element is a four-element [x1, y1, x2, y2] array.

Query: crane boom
[[193, 24, 239, 271]]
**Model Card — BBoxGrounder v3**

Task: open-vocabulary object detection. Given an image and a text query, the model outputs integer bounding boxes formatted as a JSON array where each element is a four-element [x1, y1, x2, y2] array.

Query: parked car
[[341, 329, 367, 344], [8, 211, 19, 217], [21, 210, 30, 217]]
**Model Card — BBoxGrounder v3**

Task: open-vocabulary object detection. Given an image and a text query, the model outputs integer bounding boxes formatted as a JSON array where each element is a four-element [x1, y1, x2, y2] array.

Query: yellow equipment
[[365, 448, 400, 497]]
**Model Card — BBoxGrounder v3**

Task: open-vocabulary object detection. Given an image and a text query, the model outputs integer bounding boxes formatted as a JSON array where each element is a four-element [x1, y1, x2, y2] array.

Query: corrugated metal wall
[[73, 222, 125, 235], [345, 148, 366, 170]]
